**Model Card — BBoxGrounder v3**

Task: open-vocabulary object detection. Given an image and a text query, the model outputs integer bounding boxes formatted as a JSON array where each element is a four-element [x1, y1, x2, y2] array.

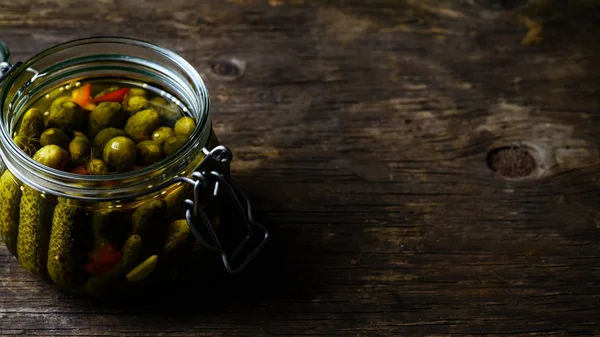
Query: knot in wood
[[487, 146, 536, 179], [210, 58, 246, 81]]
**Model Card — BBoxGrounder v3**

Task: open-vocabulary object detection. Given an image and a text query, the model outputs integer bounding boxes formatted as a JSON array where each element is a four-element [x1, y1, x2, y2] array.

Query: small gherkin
[[86, 158, 109, 175], [33, 145, 71, 171], [17, 108, 45, 138], [93, 127, 127, 150], [151, 126, 174, 145], [163, 136, 188, 156], [47, 198, 83, 290], [88, 102, 125, 138], [69, 132, 90, 166], [102, 136, 137, 173], [136, 140, 164, 165], [40, 128, 71, 150], [0, 170, 21, 256], [47, 100, 85, 132], [17, 145, 69, 278], [124, 109, 160, 142], [173, 117, 196, 138]]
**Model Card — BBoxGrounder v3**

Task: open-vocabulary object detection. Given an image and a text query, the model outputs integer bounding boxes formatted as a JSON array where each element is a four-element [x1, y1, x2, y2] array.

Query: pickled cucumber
[[0, 171, 21, 256], [164, 184, 190, 220], [124, 96, 148, 116], [163, 136, 187, 156], [49, 96, 71, 112], [17, 148, 66, 278], [93, 127, 127, 150], [102, 136, 137, 173], [44, 87, 69, 103], [124, 109, 160, 142], [69, 132, 90, 166], [149, 97, 168, 106], [174, 117, 196, 138], [47, 100, 84, 132], [33, 145, 70, 171], [17, 108, 45, 138], [131, 199, 166, 237], [149, 97, 181, 126], [40, 128, 71, 150], [128, 88, 147, 98], [86, 158, 109, 175], [163, 219, 192, 255], [151, 126, 174, 145], [90, 210, 125, 250], [85, 235, 143, 295], [125, 254, 157, 282], [17, 186, 53, 279], [47, 198, 82, 289], [136, 140, 164, 166], [88, 102, 125, 138]]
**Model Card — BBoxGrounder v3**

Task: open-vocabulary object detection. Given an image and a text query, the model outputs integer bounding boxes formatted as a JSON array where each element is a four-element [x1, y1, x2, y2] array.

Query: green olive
[[151, 126, 174, 145], [174, 117, 196, 138], [102, 136, 137, 173], [86, 158, 109, 175], [40, 128, 71, 150], [33, 145, 70, 170], [88, 102, 125, 138], [93, 127, 127, 150], [136, 140, 164, 166], [163, 136, 188, 157], [124, 109, 160, 143], [69, 132, 90, 166]]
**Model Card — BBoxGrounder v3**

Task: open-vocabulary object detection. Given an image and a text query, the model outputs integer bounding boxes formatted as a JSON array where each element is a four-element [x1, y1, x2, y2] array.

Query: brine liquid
[[11, 77, 198, 175], [19, 78, 189, 132]]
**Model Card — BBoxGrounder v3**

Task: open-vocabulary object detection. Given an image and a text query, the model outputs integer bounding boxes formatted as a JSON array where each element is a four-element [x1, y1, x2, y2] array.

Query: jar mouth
[[0, 36, 212, 202]]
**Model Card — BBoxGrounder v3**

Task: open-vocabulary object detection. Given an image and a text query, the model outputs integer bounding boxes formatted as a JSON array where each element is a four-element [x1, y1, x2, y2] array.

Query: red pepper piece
[[71, 83, 96, 111], [70, 166, 89, 175], [83, 243, 123, 275], [92, 88, 130, 103]]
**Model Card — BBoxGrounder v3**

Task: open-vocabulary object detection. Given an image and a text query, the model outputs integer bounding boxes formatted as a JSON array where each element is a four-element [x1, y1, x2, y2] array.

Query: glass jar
[[0, 37, 269, 297]]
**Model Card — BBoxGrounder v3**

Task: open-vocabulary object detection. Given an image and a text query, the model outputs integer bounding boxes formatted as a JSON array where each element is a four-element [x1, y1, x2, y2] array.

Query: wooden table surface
[[2, 0, 600, 336]]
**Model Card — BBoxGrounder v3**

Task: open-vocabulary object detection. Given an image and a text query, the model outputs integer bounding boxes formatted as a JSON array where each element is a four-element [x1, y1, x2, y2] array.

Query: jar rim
[[0, 36, 212, 201]]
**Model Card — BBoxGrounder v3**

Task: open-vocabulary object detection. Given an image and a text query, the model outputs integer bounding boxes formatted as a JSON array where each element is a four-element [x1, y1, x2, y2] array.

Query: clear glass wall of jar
[[0, 37, 268, 298]]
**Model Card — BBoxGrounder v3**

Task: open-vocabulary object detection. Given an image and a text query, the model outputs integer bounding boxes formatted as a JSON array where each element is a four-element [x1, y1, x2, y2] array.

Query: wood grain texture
[[1, 0, 600, 336]]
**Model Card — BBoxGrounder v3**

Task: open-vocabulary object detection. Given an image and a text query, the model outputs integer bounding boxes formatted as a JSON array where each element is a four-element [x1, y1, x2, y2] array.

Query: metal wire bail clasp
[[0, 40, 20, 85], [0, 61, 21, 85], [172, 145, 269, 274]]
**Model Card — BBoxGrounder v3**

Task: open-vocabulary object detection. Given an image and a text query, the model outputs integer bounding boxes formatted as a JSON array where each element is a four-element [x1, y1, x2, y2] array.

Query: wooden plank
[[1, 0, 600, 335]]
